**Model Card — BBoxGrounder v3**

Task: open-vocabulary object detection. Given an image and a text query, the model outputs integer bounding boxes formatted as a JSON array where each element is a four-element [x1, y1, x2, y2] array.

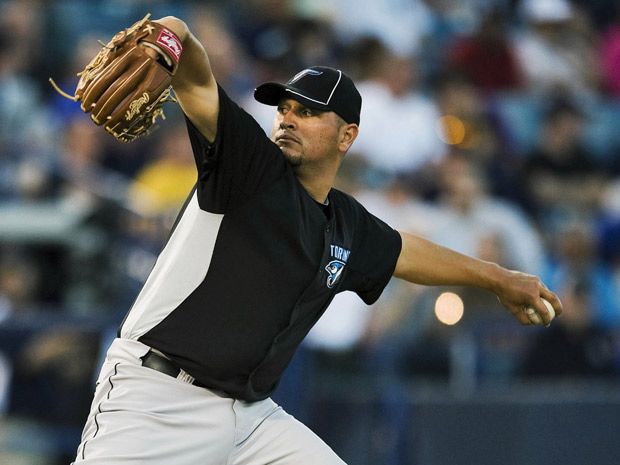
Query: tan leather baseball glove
[[50, 14, 183, 142]]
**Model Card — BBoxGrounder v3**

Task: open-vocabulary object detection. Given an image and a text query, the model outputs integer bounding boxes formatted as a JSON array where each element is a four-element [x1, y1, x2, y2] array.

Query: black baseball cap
[[254, 66, 362, 125]]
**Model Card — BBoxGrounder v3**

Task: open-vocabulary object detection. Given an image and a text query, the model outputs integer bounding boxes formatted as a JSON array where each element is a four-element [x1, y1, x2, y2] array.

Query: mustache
[[274, 132, 300, 144]]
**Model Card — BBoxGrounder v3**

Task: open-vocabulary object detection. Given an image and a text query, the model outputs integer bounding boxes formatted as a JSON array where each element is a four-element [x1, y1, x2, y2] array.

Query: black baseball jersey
[[119, 85, 402, 401]]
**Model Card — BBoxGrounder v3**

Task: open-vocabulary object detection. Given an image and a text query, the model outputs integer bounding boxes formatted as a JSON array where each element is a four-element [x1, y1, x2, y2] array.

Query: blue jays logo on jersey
[[325, 260, 345, 288], [324, 244, 351, 288]]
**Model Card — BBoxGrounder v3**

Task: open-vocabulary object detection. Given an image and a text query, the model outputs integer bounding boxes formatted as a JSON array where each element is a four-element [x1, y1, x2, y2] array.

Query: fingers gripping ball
[[526, 298, 556, 325], [49, 14, 182, 142]]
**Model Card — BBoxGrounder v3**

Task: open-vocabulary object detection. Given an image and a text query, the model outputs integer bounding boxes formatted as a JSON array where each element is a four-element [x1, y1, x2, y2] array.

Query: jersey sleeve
[[184, 85, 288, 213], [344, 203, 403, 305]]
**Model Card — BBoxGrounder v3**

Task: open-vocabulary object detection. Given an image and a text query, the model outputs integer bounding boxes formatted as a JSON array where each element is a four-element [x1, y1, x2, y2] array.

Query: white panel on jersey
[[120, 192, 224, 340]]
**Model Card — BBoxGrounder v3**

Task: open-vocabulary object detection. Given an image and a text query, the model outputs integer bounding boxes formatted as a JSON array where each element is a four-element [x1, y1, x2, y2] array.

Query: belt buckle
[[176, 368, 196, 385]]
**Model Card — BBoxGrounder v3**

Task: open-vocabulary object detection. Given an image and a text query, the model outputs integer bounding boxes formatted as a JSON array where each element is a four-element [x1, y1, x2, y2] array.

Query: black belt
[[141, 349, 204, 387], [141, 349, 232, 398]]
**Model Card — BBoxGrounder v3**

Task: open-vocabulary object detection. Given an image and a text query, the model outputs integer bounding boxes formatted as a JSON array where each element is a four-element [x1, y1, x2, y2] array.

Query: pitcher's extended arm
[[393, 231, 562, 325]]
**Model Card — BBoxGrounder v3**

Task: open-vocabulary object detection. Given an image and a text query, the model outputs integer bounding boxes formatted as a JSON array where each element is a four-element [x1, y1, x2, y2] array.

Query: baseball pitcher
[[54, 14, 562, 465]]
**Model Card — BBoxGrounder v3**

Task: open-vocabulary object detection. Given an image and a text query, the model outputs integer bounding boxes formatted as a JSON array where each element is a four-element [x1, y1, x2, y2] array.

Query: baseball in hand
[[526, 298, 555, 325]]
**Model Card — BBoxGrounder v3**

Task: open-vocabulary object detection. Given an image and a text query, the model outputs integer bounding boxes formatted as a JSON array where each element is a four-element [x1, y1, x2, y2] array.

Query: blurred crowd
[[2, 0, 620, 463]]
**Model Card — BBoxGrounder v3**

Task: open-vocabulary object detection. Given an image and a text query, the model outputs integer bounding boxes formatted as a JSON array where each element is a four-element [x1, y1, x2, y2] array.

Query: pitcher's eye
[[301, 108, 320, 117]]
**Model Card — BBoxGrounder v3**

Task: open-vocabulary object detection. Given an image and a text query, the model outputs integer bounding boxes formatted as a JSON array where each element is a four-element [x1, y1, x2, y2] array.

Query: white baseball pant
[[71, 338, 346, 465]]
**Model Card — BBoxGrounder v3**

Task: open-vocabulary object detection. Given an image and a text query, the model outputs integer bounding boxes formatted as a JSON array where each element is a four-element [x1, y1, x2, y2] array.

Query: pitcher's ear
[[339, 123, 359, 153]]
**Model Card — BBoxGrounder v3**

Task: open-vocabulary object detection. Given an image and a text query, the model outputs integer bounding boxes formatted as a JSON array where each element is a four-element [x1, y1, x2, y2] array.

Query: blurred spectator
[[51, 114, 133, 208], [0, 1, 48, 182], [299, 0, 433, 57], [415, 0, 484, 85], [513, 0, 600, 97], [9, 327, 101, 427], [519, 275, 618, 379], [48, 116, 96, 200], [189, 6, 256, 100], [128, 123, 196, 216], [0, 0, 42, 77], [354, 176, 452, 241], [441, 79, 544, 205], [521, 95, 609, 228], [544, 221, 620, 328], [446, 7, 524, 93], [573, 0, 619, 31], [232, 0, 318, 76], [432, 152, 544, 275], [433, 71, 517, 194], [37, 115, 139, 314], [348, 37, 447, 184], [0, 251, 41, 315]]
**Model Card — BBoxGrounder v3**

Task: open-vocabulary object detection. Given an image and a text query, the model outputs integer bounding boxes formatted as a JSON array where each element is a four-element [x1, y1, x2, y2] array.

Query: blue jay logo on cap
[[289, 68, 324, 84], [325, 260, 345, 288]]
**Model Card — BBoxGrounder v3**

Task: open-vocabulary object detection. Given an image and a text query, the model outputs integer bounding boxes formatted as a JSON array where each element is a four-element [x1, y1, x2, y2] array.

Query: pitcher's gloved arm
[[154, 16, 219, 143]]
